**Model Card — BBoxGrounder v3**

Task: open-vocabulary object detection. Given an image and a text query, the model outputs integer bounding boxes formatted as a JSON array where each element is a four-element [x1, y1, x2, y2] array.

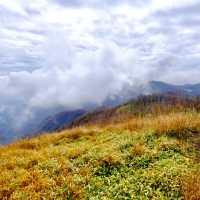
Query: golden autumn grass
[[0, 112, 200, 199]]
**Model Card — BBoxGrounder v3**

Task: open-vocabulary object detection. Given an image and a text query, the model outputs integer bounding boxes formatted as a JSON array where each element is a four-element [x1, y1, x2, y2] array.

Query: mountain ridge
[[36, 81, 200, 135], [149, 81, 200, 96], [2, 80, 200, 144]]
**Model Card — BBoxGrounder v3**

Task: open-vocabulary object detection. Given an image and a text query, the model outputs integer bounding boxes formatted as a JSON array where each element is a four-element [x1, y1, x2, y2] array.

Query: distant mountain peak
[[149, 81, 200, 96], [30, 109, 86, 136]]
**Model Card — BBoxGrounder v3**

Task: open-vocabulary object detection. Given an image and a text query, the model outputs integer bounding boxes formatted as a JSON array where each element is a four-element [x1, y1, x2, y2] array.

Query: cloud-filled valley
[[0, 0, 200, 142]]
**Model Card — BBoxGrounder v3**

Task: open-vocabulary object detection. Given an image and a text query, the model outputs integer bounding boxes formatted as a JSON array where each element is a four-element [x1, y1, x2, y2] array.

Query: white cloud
[[0, 0, 27, 16], [0, 0, 200, 140], [151, 0, 199, 10]]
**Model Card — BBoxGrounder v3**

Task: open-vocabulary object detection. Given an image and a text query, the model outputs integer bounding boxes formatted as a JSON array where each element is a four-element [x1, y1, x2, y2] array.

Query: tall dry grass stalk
[[106, 112, 200, 139], [181, 171, 200, 200]]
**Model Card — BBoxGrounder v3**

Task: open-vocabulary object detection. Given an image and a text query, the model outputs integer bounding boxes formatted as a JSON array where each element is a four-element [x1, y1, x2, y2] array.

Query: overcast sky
[[0, 0, 200, 132]]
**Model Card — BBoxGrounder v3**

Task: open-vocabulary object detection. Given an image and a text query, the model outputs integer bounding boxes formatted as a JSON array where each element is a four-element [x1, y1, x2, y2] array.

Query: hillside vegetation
[[1, 95, 200, 199]]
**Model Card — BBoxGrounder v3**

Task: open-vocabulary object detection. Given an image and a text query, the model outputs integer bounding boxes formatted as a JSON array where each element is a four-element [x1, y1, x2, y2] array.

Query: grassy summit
[[0, 95, 200, 199]]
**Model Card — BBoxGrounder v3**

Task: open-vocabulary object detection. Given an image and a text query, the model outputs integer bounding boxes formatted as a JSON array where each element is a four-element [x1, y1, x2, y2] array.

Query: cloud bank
[[0, 0, 200, 139]]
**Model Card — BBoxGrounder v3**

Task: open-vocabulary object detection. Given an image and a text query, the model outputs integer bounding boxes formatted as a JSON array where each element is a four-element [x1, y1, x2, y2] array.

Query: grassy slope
[[0, 112, 200, 199], [69, 94, 200, 128]]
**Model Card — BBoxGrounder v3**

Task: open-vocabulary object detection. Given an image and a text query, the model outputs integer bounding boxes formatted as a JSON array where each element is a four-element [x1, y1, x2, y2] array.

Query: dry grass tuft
[[67, 128, 85, 140], [104, 113, 200, 141], [181, 171, 200, 200], [104, 117, 145, 133], [64, 175, 85, 199], [152, 113, 200, 139], [17, 141, 41, 150], [120, 118, 145, 132], [65, 128, 98, 142], [99, 154, 123, 167], [132, 144, 146, 156], [67, 148, 84, 159]]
